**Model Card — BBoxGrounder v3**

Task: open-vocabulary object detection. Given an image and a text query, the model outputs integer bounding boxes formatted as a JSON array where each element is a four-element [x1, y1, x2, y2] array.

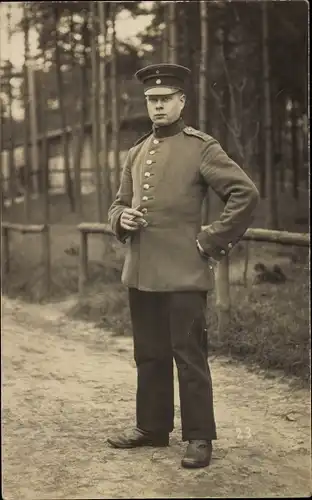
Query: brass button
[[220, 249, 226, 255], [146, 160, 152, 165], [144, 172, 151, 177], [143, 184, 150, 190], [142, 208, 148, 214], [142, 196, 148, 201], [153, 139, 159, 145], [149, 150, 155, 155]]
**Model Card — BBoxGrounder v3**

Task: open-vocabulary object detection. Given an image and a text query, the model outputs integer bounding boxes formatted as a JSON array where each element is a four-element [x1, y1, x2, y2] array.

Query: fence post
[[41, 225, 51, 298], [79, 230, 88, 296], [243, 240, 250, 287], [2, 226, 10, 288], [215, 256, 231, 337]]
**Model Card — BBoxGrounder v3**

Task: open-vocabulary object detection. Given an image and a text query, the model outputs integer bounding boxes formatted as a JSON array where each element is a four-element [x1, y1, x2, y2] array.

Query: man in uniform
[[107, 63, 260, 469]]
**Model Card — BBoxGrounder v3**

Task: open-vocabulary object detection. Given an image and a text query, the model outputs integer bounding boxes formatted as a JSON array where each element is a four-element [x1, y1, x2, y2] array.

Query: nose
[[155, 100, 164, 109]]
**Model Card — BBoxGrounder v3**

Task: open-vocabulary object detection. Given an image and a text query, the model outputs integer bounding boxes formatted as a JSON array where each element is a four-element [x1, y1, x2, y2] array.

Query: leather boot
[[181, 439, 212, 468], [107, 427, 169, 449]]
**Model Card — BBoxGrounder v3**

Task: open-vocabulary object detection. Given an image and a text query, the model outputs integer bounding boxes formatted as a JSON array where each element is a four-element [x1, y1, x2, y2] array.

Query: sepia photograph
[[1, 1, 310, 498]]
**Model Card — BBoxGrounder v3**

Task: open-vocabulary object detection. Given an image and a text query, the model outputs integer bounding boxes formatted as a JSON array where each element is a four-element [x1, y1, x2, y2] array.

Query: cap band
[[144, 87, 181, 96], [143, 74, 185, 93], [135, 63, 191, 96]]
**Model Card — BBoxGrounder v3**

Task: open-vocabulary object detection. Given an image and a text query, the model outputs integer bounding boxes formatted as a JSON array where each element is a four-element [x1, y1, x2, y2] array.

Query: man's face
[[145, 92, 186, 126]]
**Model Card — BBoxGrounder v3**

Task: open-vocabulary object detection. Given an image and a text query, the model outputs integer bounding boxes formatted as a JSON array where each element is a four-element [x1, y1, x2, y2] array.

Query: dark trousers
[[128, 288, 217, 441]]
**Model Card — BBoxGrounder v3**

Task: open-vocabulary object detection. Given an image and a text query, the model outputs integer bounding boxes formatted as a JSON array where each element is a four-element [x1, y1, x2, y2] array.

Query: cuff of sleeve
[[115, 215, 129, 244], [197, 230, 230, 262]]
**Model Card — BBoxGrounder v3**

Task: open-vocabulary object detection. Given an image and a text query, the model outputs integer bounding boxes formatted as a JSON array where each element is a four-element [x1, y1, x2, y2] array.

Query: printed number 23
[[236, 427, 252, 439]]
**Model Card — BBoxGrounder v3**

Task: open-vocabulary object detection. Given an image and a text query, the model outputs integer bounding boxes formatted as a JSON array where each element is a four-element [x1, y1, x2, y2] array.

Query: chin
[[153, 116, 169, 124]]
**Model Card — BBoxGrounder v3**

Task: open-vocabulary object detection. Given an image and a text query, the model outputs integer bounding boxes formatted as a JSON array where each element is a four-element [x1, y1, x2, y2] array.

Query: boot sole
[[107, 437, 169, 449], [181, 458, 211, 469]]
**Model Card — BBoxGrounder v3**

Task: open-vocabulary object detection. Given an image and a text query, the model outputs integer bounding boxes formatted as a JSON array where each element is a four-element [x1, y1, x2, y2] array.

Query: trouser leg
[[128, 288, 174, 433], [169, 291, 217, 441]]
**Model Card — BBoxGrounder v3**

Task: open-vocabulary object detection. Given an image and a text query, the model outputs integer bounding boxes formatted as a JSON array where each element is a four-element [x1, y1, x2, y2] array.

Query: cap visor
[[144, 86, 180, 96]]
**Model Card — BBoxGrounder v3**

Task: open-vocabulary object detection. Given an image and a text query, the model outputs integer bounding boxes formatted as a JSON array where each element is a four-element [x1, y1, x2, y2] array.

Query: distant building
[[1, 113, 150, 199]]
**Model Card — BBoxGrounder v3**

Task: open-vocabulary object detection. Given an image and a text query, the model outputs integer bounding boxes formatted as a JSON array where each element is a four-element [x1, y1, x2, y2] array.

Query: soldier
[[107, 63, 260, 469]]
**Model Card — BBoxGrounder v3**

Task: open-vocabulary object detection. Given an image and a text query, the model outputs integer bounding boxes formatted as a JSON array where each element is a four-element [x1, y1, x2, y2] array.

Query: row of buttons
[[139, 138, 160, 209], [140, 138, 161, 205]]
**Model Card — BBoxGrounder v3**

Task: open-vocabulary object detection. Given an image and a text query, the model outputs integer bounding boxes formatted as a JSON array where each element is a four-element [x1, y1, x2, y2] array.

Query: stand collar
[[152, 117, 186, 138]]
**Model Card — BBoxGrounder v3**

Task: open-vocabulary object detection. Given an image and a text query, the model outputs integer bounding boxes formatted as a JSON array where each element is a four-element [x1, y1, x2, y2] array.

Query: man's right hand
[[120, 207, 148, 231]]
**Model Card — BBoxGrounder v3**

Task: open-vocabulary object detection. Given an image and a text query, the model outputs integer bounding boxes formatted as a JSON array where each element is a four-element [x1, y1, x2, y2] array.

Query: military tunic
[[108, 119, 260, 292], [108, 118, 259, 441]]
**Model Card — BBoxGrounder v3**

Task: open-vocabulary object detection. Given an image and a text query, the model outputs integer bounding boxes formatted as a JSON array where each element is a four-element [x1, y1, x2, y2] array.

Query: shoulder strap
[[133, 130, 153, 146], [183, 126, 212, 142]]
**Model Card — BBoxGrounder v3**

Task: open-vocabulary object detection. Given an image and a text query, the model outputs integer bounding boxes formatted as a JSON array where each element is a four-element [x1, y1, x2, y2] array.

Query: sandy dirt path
[[2, 296, 311, 499]]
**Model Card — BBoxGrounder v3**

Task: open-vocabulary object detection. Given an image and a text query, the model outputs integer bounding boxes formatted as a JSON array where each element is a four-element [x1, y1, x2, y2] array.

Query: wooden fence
[[1, 219, 309, 334], [1, 221, 51, 297], [76, 222, 310, 319]]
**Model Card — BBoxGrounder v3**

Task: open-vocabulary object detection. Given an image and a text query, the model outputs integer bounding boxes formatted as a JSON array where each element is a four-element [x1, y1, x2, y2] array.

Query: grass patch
[[206, 269, 310, 382], [69, 283, 131, 335]]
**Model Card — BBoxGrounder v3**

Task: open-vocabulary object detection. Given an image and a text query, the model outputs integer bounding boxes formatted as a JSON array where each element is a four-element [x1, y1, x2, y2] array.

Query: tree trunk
[[257, 90, 266, 198], [0, 82, 4, 215], [38, 66, 51, 296], [199, 0, 210, 226], [23, 4, 31, 220], [261, 1, 278, 229], [70, 11, 83, 219], [54, 7, 75, 211], [277, 97, 285, 193], [162, 3, 169, 62], [6, 6, 16, 206], [28, 63, 40, 198], [199, 1, 208, 134], [291, 99, 299, 200], [270, 80, 279, 217], [38, 57, 49, 203], [180, 4, 189, 68], [110, 3, 121, 198], [98, 1, 112, 217], [7, 70, 16, 206], [90, 2, 103, 222], [215, 18, 231, 335], [168, 3, 178, 64]]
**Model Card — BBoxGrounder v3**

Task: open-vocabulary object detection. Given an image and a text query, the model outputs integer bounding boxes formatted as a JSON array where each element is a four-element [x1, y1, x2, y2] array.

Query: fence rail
[[76, 222, 310, 295], [1, 222, 46, 233]]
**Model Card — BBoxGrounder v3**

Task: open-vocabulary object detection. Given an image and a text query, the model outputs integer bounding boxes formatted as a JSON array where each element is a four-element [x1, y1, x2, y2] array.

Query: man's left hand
[[196, 240, 218, 266]]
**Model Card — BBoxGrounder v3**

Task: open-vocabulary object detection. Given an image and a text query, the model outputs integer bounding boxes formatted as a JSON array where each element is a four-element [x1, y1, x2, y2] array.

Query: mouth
[[154, 114, 166, 118]]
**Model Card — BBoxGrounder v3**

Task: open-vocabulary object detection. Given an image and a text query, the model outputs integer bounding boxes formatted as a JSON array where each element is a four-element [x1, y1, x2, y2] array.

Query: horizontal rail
[[77, 222, 114, 235], [241, 228, 310, 247], [77, 223, 309, 247], [1, 222, 46, 233]]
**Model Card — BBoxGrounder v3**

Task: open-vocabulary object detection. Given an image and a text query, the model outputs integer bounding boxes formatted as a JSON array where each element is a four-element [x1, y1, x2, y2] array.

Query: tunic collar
[[152, 117, 186, 138]]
